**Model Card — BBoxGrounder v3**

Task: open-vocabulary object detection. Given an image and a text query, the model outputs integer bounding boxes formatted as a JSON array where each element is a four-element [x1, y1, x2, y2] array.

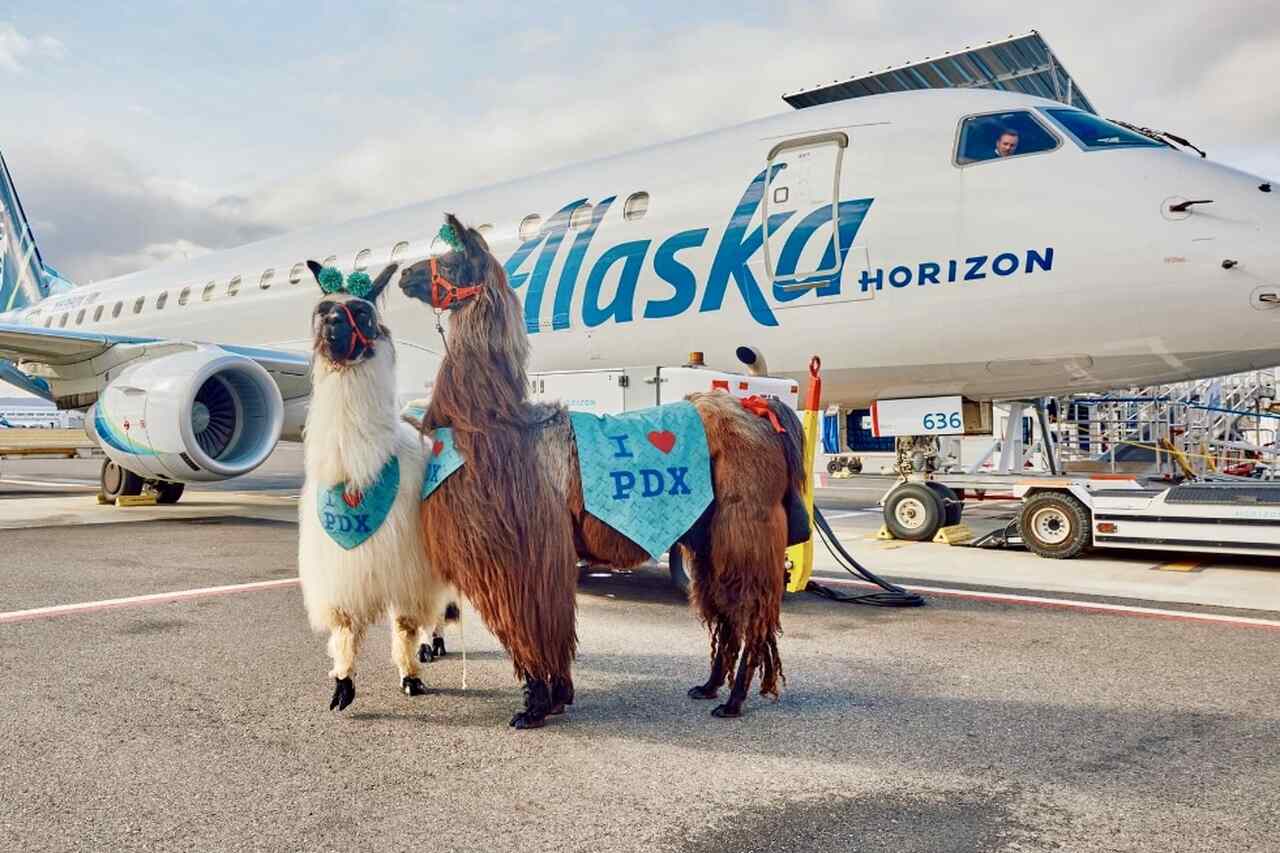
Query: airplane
[[0, 87, 1276, 503]]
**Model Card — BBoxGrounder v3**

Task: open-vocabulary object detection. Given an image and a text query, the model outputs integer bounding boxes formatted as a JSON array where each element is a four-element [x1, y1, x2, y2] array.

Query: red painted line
[[870, 401, 881, 437], [0, 578, 300, 625], [814, 576, 1280, 630]]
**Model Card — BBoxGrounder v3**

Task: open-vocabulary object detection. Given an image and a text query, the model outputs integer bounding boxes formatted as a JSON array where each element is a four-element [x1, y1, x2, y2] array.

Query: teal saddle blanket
[[569, 401, 712, 559]]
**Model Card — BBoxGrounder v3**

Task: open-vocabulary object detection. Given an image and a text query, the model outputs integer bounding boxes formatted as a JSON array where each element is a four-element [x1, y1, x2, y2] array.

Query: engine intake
[[86, 348, 284, 482]]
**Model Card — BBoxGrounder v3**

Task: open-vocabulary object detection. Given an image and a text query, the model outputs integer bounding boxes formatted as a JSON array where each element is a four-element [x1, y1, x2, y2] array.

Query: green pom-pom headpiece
[[344, 271, 374, 299], [438, 223, 464, 252], [318, 266, 345, 294]]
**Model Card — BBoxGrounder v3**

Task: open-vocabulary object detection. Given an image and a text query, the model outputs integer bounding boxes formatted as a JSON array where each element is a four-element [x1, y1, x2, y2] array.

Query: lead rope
[[434, 308, 450, 356], [459, 609, 467, 690]]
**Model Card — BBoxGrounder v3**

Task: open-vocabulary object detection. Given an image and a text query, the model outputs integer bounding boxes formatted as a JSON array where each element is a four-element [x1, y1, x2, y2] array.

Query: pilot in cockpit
[[995, 128, 1019, 158]]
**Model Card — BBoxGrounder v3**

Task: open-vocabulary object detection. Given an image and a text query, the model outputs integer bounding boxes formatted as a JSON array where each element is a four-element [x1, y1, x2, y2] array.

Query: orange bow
[[739, 395, 785, 433]]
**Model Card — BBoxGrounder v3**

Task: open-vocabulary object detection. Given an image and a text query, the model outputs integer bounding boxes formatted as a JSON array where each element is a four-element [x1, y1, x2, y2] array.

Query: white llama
[[297, 260, 454, 711]]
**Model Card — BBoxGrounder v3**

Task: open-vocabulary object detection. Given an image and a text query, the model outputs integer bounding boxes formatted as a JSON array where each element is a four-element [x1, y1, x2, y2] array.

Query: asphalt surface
[[2, 513, 1278, 852]]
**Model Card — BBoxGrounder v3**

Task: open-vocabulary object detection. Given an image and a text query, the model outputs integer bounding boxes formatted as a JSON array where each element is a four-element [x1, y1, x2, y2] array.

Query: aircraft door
[[761, 131, 859, 295]]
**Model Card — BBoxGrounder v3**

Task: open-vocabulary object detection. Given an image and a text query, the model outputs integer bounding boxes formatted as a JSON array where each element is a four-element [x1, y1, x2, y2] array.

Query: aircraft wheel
[[924, 482, 964, 527], [100, 460, 143, 504], [669, 547, 691, 597], [1020, 492, 1091, 559], [827, 458, 843, 474], [153, 481, 186, 504], [883, 482, 944, 541]]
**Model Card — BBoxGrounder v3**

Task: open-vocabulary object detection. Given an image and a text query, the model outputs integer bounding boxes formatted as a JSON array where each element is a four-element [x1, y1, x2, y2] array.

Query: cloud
[[0, 22, 64, 73]]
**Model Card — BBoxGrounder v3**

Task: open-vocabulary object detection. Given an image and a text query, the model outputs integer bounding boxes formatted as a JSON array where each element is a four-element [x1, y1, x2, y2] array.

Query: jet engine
[[85, 347, 283, 482]]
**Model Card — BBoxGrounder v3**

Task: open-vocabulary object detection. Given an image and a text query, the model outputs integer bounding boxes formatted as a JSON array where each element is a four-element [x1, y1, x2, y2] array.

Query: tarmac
[[2, 447, 1278, 852]]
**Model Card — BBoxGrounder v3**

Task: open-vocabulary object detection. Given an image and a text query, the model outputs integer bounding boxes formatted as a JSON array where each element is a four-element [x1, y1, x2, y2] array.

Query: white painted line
[[1, 477, 98, 489], [0, 578, 300, 625], [814, 576, 1280, 630], [815, 510, 874, 521]]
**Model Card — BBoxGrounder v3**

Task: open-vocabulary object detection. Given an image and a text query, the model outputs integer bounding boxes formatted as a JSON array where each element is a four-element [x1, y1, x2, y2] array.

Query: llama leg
[[418, 600, 460, 662], [548, 673, 575, 715], [392, 615, 428, 696], [689, 617, 737, 700], [326, 612, 366, 711], [510, 677, 556, 729], [712, 645, 757, 719]]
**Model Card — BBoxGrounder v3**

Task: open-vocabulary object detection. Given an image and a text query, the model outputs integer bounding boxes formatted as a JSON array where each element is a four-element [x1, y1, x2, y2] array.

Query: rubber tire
[[925, 482, 963, 527], [669, 547, 691, 597], [827, 458, 842, 474], [153, 481, 186, 504], [883, 482, 945, 542], [100, 460, 144, 504], [1020, 492, 1091, 559]]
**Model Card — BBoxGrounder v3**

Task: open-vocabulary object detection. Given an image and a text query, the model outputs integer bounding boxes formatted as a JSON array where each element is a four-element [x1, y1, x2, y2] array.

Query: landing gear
[[99, 460, 143, 504], [153, 481, 185, 504], [883, 482, 946, 541]]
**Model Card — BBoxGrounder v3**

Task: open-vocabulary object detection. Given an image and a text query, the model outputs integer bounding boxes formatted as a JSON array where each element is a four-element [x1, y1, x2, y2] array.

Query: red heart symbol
[[343, 490, 363, 508], [647, 431, 677, 454], [432, 440, 445, 457]]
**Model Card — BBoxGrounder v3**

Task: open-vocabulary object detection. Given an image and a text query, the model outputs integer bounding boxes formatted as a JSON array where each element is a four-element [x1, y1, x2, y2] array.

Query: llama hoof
[[711, 703, 742, 719], [688, 685, 719, 700], [551, 677, 574, 708], [418, 643, 432, 664], [547, 703, 566, 716], [402, 676, 428, 696], [432, 636, 447, 658], [329, 677, 355, 711], [509, 710, 547, 730]]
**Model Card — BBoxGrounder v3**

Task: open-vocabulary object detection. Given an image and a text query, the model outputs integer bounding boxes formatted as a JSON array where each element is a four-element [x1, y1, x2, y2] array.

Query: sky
[[2, 1, 1277, 283]]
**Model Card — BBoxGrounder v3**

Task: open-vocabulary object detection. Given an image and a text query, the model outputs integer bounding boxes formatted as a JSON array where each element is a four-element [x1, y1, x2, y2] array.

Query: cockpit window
[[1039, 108, 1165, 151], [955, 110, 1059, 165]]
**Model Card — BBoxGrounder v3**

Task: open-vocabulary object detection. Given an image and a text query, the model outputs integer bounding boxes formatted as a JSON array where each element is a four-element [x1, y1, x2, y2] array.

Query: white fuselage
[[7, 89, 1278, 409]]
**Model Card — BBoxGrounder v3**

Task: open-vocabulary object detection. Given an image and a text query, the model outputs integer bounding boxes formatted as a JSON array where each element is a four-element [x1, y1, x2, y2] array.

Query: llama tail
[[765, 398, 811, 546]]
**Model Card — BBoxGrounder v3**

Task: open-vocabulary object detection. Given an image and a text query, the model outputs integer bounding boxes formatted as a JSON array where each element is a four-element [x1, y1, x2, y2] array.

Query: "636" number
[[922, 412, 963, 431]]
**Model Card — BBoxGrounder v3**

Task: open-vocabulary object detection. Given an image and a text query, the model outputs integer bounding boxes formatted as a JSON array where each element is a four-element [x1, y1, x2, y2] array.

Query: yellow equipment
[[785, 357, 822, 593]]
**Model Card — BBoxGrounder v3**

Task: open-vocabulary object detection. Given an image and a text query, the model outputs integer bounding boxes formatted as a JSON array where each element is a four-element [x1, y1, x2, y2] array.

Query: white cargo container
[[529, 365, 800, 415]]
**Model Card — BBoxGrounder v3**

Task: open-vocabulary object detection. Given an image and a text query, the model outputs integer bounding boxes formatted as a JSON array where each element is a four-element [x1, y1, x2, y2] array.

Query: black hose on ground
[[804, 506, 927, 607]]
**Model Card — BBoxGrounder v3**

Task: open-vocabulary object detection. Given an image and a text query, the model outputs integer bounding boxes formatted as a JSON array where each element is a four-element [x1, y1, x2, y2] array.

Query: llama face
[[398, 214, 490, 312], [313, 294, 385, 366]]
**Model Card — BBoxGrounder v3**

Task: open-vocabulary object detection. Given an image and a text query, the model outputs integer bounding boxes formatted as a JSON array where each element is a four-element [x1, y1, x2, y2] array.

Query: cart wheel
[[924, 482, 963, 527], [669, 547, 691, 597], [1020, 492, 1091, 559], [883, 483, 945, 541], [827, 458, 842, 474], [153, 481, 186, 504]]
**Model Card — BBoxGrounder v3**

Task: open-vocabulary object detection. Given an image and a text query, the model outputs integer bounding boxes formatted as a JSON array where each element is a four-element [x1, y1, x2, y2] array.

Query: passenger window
[[390, 241, 410, 263], [58, 313, 68, 328], [259, 269, 274, 290], [518, 215, 542, 241], [202, 282, 216, 302], [44, 316, 53, 328], [93, 305, 104, 322], [354, 249, 371, 270], [156, 291, 168, 310], [178, 287, 191, 306], [322, 255, 337, 268], [289, 263, 305, 285], [133, 297, 145, 314], [623, 192, 649, 221], [569, 204, 593, 229], [227, 276, 241, 297], [956, 111, 1059, 165], [112, 302, 123, 318], [75, 309, 86, 325]]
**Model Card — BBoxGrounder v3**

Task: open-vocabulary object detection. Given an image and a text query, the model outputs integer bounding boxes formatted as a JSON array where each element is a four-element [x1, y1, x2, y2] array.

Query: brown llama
[[399, 214, 808, 729]]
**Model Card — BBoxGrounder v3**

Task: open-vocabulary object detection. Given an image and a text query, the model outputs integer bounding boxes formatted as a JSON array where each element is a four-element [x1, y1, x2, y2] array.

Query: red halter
[[429, 257, 482, 310], [338, 301, 373, 360]]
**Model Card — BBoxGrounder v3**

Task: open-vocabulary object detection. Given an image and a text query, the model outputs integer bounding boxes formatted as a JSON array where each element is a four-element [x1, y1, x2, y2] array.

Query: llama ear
[[306, 260, 325, 284], [366, 263, 398, 302]]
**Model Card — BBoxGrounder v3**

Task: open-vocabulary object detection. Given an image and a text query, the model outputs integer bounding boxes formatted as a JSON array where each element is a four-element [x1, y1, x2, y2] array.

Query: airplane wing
[[0, 323, 311, 403]]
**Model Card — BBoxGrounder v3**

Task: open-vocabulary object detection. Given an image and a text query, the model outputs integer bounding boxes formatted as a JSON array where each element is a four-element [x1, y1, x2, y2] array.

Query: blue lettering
[[964, 255, 988, 281], [645, 228, 708, 319], [607, 434, 633, 458], [323, 512, 336, 530], [610, 470, 636, 500], [640, 469, 664, 497], [992, 252, 1019, 276], [522, 201, 581, 333], [948, 259, 958, 282], [354, 515, 371, 534], [338, 516, 353, 533], [700, 166, 792, 327], [772, 199, 874, 302], [889, 266, 912, 287], [583, 240, 651, 327], [551, 197, 615, 330], [667, 466, 691, 496], [426, 463, 440, 484], [859, 268, 884, 292], [1026, 247, 1054, 273], [918, 262, 941, 285]]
